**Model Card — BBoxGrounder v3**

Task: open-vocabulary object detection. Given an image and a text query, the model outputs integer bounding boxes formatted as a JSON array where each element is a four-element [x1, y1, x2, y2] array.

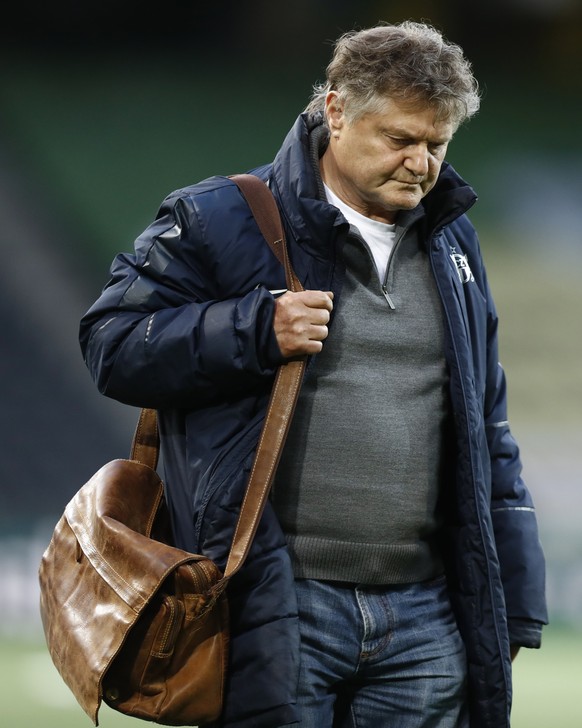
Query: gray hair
[[305, 21, 481, 128]]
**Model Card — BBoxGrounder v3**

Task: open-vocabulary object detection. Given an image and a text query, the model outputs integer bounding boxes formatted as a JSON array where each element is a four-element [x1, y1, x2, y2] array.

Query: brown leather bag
[[38, 173, 305, 726]]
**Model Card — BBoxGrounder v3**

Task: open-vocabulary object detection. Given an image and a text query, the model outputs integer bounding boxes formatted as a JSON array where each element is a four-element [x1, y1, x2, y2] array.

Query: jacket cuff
[[508, 618, 544, 649], [262, 326, 286, 368], [257, 292, 286, 369]]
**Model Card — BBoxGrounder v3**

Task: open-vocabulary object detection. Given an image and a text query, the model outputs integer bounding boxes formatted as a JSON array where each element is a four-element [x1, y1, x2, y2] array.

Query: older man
[[80, 20, 547, 728]]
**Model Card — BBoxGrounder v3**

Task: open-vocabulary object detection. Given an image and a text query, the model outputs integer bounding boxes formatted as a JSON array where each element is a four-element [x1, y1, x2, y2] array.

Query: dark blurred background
[[1, 0, 580, 636]]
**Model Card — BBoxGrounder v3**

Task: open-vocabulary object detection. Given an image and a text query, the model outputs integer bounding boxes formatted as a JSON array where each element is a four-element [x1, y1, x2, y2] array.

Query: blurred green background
[[1, 1, 580, 726]]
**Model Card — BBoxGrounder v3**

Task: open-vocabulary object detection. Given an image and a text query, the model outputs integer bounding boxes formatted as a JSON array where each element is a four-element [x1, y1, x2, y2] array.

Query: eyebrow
[[383, 125, 453, 145]]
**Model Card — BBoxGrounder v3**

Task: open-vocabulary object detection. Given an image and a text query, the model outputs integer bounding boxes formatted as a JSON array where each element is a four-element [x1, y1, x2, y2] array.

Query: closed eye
[[428, 143, 448, 155], [387, 136, 409, 147]]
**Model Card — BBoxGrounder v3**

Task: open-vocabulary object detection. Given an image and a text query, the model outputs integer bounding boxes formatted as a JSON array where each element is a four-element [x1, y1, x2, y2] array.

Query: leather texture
[[39, 456, 229, 726], [38, 174, 304, 726]]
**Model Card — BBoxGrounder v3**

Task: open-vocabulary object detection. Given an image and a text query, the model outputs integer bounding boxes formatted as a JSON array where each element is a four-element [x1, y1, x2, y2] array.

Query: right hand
[[273, 290, 334, 358]]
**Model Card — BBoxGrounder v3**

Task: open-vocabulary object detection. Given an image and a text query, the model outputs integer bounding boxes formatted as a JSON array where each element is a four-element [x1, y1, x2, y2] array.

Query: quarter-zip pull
[[381, 284, 396, 309], [380, 225, 408, 311]]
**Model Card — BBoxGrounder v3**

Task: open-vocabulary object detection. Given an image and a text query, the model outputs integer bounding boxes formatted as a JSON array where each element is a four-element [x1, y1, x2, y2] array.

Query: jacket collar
[[270, 112, 478, 255]]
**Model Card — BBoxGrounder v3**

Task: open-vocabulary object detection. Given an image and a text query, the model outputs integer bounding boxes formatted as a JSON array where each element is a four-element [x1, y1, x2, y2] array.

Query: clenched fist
[[273, 290, 334, 358]]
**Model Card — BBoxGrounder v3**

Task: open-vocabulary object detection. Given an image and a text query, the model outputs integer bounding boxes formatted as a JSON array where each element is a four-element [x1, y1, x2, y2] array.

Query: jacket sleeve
[[481, 268, 549, 648], [79, 188, 285, 409]]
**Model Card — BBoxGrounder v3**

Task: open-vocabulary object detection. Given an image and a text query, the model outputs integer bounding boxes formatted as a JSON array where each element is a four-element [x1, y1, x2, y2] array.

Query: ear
[[324, 91, 345, 134]]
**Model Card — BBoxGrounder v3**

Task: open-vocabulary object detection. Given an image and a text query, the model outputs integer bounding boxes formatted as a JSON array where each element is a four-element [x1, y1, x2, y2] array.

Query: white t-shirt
[[324, 183, 396, 280]]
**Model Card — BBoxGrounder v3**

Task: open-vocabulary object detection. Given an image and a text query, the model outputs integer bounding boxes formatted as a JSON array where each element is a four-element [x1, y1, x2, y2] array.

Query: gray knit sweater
[[271, 216, 452, 585]]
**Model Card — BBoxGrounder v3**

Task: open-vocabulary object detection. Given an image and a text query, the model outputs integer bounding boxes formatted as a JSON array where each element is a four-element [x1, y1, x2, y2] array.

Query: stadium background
[[0, 1, 580, 726]]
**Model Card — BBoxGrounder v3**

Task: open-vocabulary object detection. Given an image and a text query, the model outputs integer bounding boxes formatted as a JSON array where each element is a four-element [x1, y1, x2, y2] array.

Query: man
[[79, 21, 547, 728]]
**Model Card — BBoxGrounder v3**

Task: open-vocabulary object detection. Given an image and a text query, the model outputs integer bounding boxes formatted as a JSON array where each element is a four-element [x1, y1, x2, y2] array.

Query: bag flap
[[39, 457, 210, 724], [64, 458, 200, 611]]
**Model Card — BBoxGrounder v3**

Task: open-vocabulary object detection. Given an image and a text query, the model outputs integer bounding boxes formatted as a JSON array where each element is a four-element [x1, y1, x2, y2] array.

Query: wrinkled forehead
[[345, 90, 461, 132], [356, 94, 458, 138]]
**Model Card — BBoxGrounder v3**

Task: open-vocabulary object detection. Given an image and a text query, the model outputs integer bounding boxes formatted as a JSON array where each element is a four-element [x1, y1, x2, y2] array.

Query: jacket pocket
[[193, 414, 264, 553]]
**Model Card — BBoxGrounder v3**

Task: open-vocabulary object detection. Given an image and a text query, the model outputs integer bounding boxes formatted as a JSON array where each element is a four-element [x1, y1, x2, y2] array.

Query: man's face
[[321, 93, 456, 224]]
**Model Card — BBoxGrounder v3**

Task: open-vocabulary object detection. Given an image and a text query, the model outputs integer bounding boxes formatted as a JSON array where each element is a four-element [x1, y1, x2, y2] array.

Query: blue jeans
[[280, 576, 468, 728]]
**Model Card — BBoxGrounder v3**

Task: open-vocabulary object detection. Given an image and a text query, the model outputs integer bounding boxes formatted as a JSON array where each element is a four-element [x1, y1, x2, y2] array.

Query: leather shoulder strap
[[131, 174, 305, 581], [130, 407, 159, 470], [230, 173, 303, 293]]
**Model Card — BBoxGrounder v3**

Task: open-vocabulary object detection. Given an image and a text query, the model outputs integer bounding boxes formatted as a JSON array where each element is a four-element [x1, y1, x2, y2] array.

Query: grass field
[[1, 624, 580, 727]]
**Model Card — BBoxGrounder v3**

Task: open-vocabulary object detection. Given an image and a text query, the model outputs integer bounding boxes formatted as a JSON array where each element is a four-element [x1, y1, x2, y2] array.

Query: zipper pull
[[381, 284, 396, 309]]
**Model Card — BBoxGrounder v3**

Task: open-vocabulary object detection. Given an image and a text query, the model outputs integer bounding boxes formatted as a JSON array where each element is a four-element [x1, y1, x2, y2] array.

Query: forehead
[[362, 97, 456, 140]]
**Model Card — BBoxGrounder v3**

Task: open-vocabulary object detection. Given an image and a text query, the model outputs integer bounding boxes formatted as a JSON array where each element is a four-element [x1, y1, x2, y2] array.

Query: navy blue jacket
[[79, 113, 548, 728]]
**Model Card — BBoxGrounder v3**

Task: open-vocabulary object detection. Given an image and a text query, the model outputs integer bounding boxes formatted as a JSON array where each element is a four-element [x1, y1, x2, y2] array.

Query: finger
[[298, 290, 334, 311], [318, 291, 334, 310], [310, 307, 331, 325]]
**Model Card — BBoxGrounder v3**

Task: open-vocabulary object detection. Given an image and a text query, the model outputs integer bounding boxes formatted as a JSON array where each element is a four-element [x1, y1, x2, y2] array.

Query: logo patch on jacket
[[449, 247, 475, 284]]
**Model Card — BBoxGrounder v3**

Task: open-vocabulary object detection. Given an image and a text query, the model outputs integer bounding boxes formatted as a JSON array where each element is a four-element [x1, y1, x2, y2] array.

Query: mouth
[[395, 181, 423, 191]]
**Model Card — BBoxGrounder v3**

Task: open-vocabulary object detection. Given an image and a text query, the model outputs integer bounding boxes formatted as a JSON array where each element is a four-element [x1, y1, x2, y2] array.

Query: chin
[[393, 196, 421, 211]]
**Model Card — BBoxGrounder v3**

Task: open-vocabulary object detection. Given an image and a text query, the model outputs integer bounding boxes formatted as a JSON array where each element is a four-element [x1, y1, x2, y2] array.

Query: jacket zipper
[[429, 237, 511, 717]]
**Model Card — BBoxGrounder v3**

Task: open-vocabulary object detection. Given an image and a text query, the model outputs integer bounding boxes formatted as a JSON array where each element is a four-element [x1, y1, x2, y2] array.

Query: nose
[[404, 144, 430, 177]]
